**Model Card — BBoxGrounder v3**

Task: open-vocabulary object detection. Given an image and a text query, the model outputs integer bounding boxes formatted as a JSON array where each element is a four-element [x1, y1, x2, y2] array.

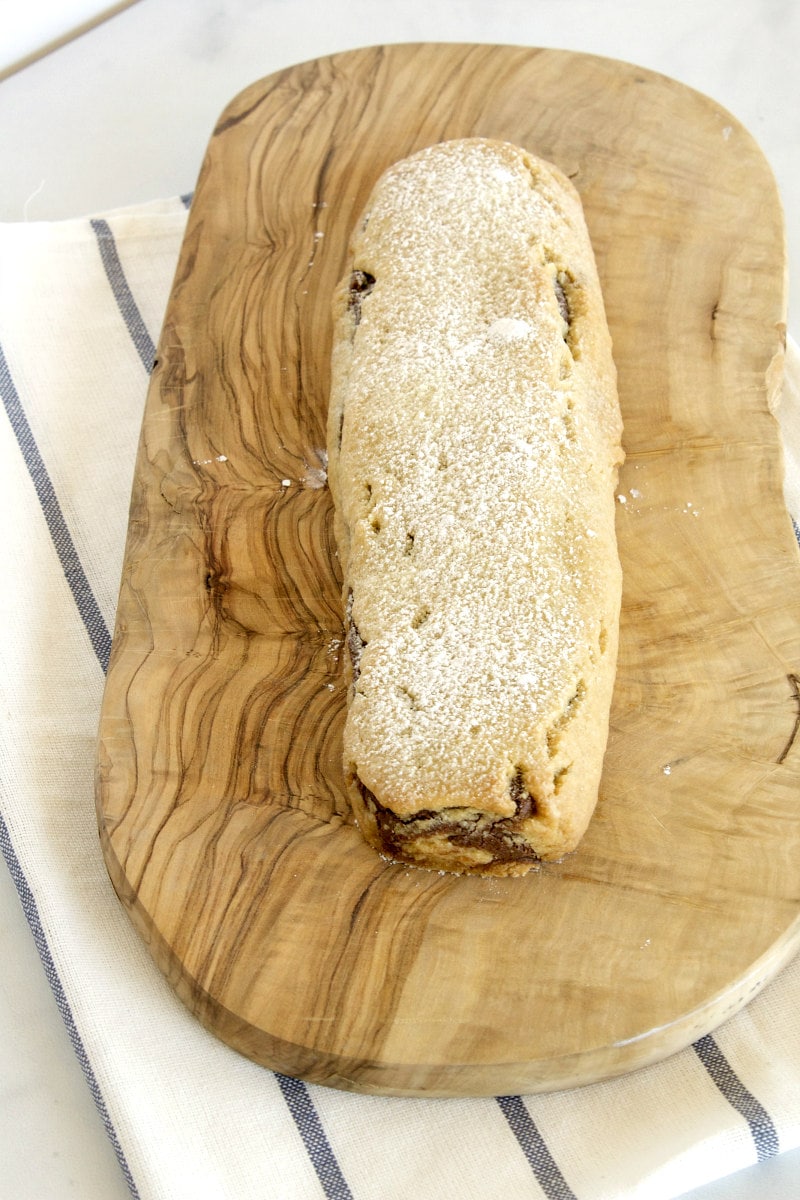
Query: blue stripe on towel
[[0, 341, 112, 671], [693, 1034, 779, 1159], [6, 224, 355, 1199], [90, 211, 359, 1200], [497, 1095, 578, 1199], [275, 1074, 354, 1199], [1, 340, 133, 1185], [0, 810, 142, 1199], [90, 218, 157, 372]]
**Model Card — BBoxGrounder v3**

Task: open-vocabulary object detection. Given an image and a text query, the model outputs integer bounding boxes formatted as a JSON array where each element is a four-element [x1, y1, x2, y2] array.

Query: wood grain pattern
[[95, 44, 800, 1096]]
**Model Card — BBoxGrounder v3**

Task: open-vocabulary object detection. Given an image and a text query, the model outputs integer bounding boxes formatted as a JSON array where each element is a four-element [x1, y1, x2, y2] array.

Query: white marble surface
[[1, 0, 135, 76], [1, 0, 798, 349], [1, 2, 799, 1197]]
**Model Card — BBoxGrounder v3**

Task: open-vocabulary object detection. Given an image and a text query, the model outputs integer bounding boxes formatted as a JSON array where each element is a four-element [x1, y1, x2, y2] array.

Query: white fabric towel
[[1, 196, 799, 1200]]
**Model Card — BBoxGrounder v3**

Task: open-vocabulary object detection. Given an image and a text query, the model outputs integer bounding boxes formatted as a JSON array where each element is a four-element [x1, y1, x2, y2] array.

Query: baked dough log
[[327, 138, 623, 876]]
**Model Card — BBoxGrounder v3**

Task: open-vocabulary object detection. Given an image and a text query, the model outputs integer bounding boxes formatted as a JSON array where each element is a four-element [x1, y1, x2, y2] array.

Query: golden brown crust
[[327, 138, 623, 874]]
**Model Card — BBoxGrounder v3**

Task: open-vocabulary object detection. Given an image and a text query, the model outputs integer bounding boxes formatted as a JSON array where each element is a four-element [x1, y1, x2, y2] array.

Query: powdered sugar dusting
[[487, 317, 533, 341], [328, 139, 622, 821]]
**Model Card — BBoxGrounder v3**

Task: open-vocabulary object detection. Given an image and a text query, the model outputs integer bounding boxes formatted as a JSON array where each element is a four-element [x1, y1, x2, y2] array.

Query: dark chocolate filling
[[355, 778, 540, 867], [509, 767, 537, 820]]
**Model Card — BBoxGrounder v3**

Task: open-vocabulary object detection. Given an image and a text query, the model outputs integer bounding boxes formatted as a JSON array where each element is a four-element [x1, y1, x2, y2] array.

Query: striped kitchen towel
[[1, 197, 800, 1200]]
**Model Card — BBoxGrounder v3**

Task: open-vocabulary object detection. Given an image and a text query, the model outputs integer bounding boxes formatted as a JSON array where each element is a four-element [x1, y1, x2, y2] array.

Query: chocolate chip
[[348, 270, 376, 326]]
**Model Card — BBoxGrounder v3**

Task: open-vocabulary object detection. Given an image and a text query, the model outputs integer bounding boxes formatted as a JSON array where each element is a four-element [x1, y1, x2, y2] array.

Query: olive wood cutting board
[[96, 43, 800, 1097]]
